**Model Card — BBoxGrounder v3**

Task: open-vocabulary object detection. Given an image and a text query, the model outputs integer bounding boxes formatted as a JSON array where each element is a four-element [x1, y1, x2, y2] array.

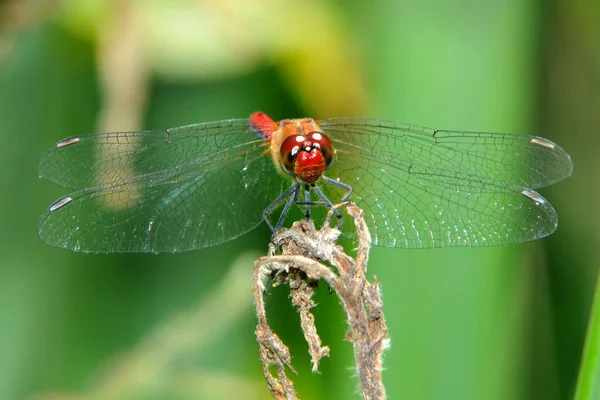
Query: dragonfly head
[[279, 132, 334, 184]]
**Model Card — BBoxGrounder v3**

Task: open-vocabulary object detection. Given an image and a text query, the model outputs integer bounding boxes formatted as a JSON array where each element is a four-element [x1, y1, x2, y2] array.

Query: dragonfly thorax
[[279, 132, 334, 183]]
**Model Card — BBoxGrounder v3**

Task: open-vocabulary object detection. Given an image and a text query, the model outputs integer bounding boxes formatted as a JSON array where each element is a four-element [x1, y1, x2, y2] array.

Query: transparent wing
[[318, 118, 573, 248], [38, 120, 286, 253], [40, 119, 254, 189]]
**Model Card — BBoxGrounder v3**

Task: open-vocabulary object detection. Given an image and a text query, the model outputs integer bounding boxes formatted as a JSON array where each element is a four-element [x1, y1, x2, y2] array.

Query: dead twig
[[253, 202, 389, 399]]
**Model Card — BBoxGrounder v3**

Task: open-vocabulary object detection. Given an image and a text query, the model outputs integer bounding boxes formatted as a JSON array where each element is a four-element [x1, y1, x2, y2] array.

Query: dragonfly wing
[[39, 119, 253, 190], [321, 118, 573, 189], [38, 127, 285, 252], [318, 118, 570, 248]]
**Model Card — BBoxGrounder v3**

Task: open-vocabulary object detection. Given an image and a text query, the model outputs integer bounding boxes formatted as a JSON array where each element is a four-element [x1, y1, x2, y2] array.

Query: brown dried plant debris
[[253, 203, 390, 400]]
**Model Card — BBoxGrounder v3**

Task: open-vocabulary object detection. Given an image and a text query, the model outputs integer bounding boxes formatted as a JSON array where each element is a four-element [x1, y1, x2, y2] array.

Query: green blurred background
[[0, 0, 598, 399]]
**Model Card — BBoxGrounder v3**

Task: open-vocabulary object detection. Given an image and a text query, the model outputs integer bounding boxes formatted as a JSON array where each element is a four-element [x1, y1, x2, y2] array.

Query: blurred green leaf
[[575, 273, 600, 400]]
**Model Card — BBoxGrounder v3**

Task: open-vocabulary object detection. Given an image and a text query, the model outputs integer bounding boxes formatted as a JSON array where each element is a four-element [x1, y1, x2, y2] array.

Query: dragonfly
[[38, 112, 573, 253]]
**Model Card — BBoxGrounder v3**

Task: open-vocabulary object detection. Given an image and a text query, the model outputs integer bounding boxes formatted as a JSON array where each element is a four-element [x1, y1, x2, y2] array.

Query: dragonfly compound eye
[[307, 132, 334, 169], [279, 134, 304, 175]]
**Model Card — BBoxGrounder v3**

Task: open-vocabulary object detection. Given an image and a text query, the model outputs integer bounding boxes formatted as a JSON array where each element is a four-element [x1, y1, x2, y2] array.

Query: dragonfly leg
[[312, 184, 344, 229], [263, 181, 300, 233], [304, 184, 311, 220], [321, 175, 353, 201]]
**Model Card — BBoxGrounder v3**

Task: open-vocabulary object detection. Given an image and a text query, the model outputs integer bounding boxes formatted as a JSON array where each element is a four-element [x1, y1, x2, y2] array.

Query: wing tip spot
[[56, 136, 81, 148], [521, 189, 546, 205], [49, 195, 73, 211], [530, 137, 555, 150]]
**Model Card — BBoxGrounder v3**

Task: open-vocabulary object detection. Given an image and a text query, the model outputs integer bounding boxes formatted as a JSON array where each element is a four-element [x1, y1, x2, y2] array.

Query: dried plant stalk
[[253, 203, 389, 399]]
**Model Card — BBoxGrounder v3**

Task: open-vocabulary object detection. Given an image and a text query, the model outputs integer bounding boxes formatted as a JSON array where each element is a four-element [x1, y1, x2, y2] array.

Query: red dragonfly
[[38, 112, 573, 252]]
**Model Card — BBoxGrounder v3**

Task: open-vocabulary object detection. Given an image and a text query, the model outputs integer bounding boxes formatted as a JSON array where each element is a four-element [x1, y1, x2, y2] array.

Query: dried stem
[[253, 202, 389, 399]]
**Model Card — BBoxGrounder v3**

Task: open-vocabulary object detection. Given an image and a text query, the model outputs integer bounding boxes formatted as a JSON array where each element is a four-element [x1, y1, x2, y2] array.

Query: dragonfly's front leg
[[263, 181, 300, 233]]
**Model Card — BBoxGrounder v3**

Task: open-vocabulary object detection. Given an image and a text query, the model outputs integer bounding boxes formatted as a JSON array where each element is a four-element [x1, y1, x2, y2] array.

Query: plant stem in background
[[574, 273, 600, 400]]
